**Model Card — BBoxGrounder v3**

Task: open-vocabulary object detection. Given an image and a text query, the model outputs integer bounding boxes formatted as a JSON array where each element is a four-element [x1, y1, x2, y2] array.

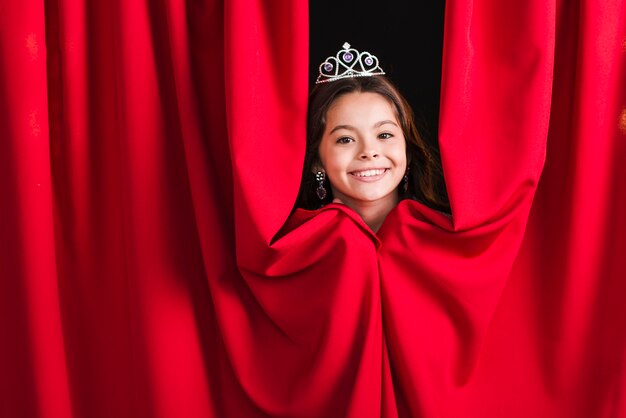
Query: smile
[[350, 168, 388, 177], [349, 168, 389, 181]]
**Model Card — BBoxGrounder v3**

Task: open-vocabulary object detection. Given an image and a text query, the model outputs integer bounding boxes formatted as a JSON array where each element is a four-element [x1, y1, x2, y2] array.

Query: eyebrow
[[329, 120, 399, 134]]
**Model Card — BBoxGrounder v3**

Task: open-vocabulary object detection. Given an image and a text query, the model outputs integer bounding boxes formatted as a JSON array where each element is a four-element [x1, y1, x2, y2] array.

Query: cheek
[[320, 146, 350, 172], [394, 142, 408, 168]]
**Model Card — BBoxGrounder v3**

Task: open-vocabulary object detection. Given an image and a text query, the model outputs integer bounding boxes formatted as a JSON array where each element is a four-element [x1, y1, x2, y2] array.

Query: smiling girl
[[295, 67, 449, 232]]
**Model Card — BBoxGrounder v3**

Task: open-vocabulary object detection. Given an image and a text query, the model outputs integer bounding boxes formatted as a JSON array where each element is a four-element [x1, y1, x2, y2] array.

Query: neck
[[337, 192, 399, 233]]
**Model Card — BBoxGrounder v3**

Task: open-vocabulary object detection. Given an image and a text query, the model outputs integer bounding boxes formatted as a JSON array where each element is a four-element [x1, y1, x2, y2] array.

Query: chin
[[355, 191, 397, 203]]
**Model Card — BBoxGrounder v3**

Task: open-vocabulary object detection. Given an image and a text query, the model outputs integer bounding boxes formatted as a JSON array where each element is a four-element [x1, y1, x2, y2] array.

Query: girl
[[295, 44, 449, 232]]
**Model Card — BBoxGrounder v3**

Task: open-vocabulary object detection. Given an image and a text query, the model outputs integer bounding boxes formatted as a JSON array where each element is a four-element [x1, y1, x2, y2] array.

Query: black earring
[[402, 168, 409, 193], [315, 171, 327, 200]]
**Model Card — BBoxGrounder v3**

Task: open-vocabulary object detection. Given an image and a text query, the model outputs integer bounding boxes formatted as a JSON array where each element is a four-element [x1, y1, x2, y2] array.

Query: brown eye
[[379, 132, 393, 140], [336, 136, 354, 144]]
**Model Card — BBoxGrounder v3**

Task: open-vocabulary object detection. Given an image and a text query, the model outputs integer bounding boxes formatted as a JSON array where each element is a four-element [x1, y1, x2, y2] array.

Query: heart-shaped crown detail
[[316, 42, 385, 84]]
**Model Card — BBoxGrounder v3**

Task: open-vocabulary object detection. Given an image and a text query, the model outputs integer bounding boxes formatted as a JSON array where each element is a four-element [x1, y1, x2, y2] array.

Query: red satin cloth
[[1, 0, 625, 417]]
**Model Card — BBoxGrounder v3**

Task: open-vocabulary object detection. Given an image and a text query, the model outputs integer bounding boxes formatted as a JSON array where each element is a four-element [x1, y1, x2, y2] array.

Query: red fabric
[[1, 0, 624, 417]]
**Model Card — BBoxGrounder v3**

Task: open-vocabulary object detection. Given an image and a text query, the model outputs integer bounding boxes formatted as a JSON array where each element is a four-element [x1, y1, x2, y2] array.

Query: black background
[[309, 1, 446, 146]]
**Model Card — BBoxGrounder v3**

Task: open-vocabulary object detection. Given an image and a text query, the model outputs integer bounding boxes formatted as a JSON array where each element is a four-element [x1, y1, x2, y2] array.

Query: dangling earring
[[402, 167, 409, 194], [315, 171, 327, 200]]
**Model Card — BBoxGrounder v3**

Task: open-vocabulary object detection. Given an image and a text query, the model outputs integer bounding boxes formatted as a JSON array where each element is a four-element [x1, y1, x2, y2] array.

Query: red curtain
[[1, 0, 624, 417]]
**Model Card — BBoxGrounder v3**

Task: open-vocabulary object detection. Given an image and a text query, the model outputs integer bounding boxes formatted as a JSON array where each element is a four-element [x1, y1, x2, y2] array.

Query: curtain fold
[[0, 2, 72, 417], [0, 0, 624, 417]]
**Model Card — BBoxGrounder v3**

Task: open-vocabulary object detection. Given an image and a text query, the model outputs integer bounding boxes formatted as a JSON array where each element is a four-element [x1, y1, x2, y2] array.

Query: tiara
[[316, 42, 385, 84]]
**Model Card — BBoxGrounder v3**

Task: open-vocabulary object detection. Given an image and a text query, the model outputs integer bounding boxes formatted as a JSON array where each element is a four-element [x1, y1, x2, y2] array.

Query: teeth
[[351, 169, 386, 177]]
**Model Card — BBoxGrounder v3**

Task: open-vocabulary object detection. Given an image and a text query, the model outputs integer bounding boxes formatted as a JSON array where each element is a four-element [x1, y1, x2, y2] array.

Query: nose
[[359, 140, 380, 160]]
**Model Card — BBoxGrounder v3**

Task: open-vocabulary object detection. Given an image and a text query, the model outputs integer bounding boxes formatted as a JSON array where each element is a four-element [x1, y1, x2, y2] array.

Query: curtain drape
[[1, 0, 624, 417]]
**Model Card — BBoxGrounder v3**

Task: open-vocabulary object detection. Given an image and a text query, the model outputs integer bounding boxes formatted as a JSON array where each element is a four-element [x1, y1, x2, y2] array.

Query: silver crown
[[316, 42, 385, 84]]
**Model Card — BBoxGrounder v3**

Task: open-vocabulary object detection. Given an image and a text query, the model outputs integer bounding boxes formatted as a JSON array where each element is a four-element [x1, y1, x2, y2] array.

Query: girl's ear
[[405, 148, 413, 166], [311, 162, 324, 174]]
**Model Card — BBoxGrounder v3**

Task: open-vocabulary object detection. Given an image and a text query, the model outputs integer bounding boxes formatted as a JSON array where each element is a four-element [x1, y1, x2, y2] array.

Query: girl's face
[[317, 91, 407, 209]]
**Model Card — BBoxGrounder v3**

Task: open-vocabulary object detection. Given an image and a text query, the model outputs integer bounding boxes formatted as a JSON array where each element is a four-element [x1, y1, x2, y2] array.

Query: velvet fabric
[[1, 0, 624, 417]]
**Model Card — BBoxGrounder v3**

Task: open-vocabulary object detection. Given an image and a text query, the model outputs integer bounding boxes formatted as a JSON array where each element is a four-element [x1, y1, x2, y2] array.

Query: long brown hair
[[294, 76, 449, 213]]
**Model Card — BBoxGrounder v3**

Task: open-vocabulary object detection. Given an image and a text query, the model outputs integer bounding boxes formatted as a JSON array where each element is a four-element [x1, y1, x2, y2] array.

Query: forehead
[[326, 91, 398, 124]]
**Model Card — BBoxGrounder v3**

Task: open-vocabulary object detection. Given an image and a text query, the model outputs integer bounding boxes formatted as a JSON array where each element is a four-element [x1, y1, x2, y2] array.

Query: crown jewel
[[316, 42, 385, 84]]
